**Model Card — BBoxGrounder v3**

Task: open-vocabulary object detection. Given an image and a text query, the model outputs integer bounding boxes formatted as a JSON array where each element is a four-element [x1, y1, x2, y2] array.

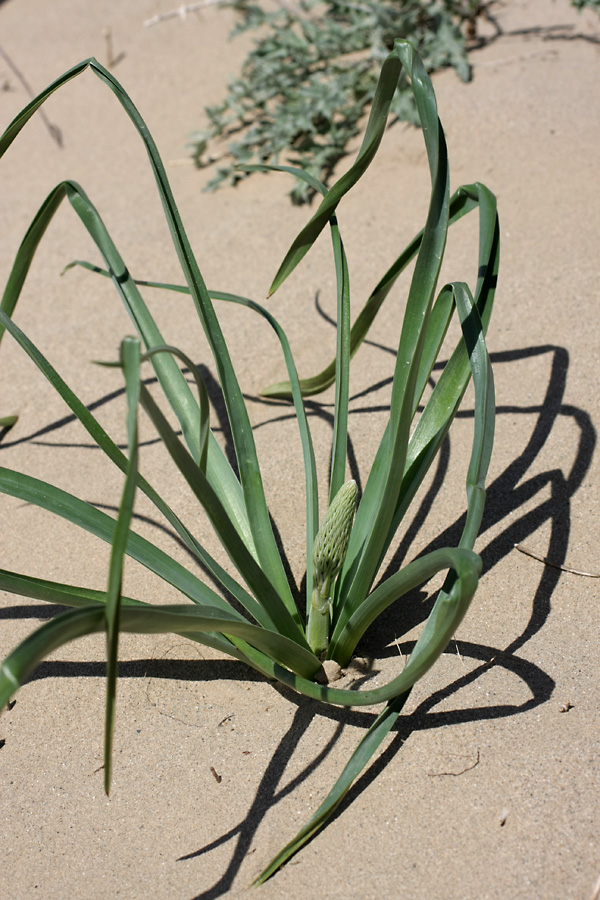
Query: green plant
[[0, 41, 498, 882], [189, 0, 478, 202], [571, 0, 600, 10], [189, 0, 598, 204]]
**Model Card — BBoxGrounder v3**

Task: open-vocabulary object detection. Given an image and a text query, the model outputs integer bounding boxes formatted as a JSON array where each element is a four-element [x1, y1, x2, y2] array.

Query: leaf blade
[[103, 337, 141, 794]]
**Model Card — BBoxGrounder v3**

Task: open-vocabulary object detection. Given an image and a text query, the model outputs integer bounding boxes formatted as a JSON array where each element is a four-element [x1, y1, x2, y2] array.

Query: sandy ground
[[0, 0, 599, 897]]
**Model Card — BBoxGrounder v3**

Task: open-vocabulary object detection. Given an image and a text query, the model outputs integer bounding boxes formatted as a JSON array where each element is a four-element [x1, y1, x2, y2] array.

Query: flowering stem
[[307, 579, 332, 658]]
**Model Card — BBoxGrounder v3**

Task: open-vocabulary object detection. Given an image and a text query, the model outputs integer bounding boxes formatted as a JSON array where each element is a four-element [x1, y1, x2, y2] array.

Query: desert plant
[[189, 0, 479, 202], [0, 40, 498, 882], [189, 0, 598, 203], [571, 0, 600, 10]]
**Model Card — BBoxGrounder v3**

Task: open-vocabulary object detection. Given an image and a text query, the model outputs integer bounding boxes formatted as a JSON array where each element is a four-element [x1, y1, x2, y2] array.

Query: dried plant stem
[[0, 45, 62, 147], [144, 0, 229, 27], [514, 543, 600, 578], [472, 49, 559, 69]]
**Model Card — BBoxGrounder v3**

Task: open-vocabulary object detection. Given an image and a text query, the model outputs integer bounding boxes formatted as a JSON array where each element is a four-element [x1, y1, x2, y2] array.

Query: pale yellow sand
[[1, 0, 599, 897]]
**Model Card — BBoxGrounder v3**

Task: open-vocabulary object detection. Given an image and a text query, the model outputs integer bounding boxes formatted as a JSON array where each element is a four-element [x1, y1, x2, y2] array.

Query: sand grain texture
[[1, 0, 599, 897]]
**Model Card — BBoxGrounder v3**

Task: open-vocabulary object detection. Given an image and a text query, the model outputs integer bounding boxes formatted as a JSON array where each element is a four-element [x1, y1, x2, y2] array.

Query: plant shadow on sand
[[0, 333, 594, 897]]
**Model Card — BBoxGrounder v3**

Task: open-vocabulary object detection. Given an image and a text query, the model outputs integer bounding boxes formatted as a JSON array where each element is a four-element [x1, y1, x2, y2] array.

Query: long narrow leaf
[[386, 190, 498, 550], [250, 163, 352, 502], [0, 181, 253, 553], [0, 569, 304, 681], [208, 290, 320, 621], [337, 40, 450, 616], [0, 466, 251, 620], [103, 337, 140, 793], [451, 283, 495, 550], [138, 382, 309, 643], [0, 597, 321, 701], [114, 606, 319, 676], [0, 607, 105, 708], [331, 282, 495, 650], [0, 309, 261, 619], [1, 60, 275, 578], [0, 567, 238, 659], [62, 265, 321, 621], [255, 689, 411, 882], [86, 60, 296, 611], [261, 183, 492, 400], [0, 568, 291, 681], [328, 214, 351, 503], [267, 52, 402, 295]]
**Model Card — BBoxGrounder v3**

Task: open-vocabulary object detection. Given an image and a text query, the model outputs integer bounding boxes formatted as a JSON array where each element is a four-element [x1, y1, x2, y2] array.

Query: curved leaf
[[62, 265, 321, 621], [0, 567, 237, 659], [0, 182, 252, 552], [336, 39, 450, 619], [260, 183, 493, 400], [0, 466, 252, 621], [331, 547, 480, 665], [255, 689, 411, 883], [0, 607, 105, 708], [267, 52, 402, 295], [0, 600, 321, 710], [0, 308, 260, 618]]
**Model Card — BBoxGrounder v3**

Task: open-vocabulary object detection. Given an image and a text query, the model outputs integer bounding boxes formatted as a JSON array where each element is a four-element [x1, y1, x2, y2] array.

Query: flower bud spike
[[307, 480, 358, 658]]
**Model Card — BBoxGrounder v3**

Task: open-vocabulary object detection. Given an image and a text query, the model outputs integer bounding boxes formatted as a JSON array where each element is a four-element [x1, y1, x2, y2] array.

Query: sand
[[1, 0, 599, 897]]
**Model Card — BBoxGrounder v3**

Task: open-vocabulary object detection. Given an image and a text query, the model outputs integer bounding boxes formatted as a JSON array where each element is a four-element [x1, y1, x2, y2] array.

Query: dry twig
[[144, 0, 229, 27], [0, 45, 62, 147], [428, 748, 480, 777], [515, 543, 600, 578]]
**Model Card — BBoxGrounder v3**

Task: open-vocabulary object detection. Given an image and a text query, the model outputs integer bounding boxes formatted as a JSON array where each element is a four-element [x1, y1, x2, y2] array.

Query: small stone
[[346, 656, 372, 674], [322, 660, 343, 682], [315, 660, 343, 684]]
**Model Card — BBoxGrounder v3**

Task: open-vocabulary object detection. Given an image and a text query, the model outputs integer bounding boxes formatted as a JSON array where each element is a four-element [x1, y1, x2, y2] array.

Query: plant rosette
[[0, 40, 498, 883]]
